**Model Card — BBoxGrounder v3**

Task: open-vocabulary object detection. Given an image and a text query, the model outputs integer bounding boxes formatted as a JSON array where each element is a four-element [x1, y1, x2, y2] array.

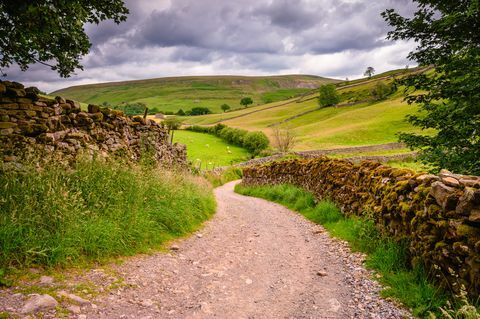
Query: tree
[[189, 107, 212, 116], [240, 97, 253, 108], [221, 104, 231, 112], [272, 126, 297, 153], [364, 66, 375, 78], [176, 109, 186, 116], [383, 1, 480, 174], [0, 1, 129, 77], [318, 84, 340, 108], [163, 117, 182, 143], [370, 81, 391, 101]]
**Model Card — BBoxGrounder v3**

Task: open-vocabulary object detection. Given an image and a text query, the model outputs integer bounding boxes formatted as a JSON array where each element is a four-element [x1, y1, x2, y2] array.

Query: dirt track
[[1, 181, 408, 318]]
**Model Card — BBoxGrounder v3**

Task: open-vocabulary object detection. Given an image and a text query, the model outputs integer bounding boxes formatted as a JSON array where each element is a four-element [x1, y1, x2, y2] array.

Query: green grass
[[173, 130, 250, 168], [178, 69, 435, 153], [234, 183, 448, 318], [52, 75, 337, 114], [0, 159, 216, 270], [328, 148, 414, 159], [388, 157, 433, 172], [203, 167, 243, 187]]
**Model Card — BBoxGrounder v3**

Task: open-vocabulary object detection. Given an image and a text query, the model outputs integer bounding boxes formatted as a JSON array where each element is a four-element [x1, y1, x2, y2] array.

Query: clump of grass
[[0, 158, 216, 270], [203, 167, 243, 187], [235, 183, 453, 317]]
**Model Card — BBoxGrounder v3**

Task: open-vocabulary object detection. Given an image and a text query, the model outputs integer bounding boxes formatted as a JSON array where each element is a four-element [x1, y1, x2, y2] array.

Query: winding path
[[2, 181, 409, 318], [79, 181, 407, 318]]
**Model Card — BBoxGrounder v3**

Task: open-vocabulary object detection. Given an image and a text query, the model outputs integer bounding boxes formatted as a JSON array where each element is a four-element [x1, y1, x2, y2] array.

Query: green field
[[179, 69, 431, 152], [173, 130, 250, 168], [53, 75, 338, 114], [184, 96, 423, 151], [54, 69, 431, 156]]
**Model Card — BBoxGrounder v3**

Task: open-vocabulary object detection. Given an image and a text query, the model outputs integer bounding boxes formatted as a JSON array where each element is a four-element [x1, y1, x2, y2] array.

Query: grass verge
[[203, 167, 243, 187], [234, 183, 451, 318], [0, 159, 216, 271]]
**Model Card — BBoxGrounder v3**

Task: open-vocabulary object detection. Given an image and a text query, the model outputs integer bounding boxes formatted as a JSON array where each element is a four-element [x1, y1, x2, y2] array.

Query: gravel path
[[1, 181, 409, 318]]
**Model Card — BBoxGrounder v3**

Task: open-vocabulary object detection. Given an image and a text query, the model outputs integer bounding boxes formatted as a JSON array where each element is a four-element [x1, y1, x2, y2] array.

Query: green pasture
[[173, 130, 250, 168], [52, 75, 336, 114]]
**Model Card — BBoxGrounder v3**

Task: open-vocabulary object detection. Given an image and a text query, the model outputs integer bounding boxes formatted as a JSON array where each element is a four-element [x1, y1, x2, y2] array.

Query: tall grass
[[0, 159, 215, 269], [235, 183, 449, 318], [203, 167, 243, 188]]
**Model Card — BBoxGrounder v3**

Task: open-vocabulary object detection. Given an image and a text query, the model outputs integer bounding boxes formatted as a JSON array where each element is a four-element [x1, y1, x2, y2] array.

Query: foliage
[[235, 183, 451, 317], [147, 107, 160, 115], [240, 97, 253, 108], [0, 158, 215, 268], [176, 109, 186, 116], [371, 81, 393, 101], [0, 0, 129, 77], [364, 66, 376, 78], [243, 132, 270, 155], [272, 126, 297, 152], [173, 130, 250, 168], [114, 102, 146, 116], [186, 124, 270, 156], [188, 107, 212, 116], [221, 104, 231, 112], [383, 1, 480, 174], [318, 84, 340, 107]]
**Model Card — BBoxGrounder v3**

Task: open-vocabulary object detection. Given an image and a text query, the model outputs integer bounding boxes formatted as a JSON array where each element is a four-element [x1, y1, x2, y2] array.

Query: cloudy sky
[[5, 0, 417, 93]]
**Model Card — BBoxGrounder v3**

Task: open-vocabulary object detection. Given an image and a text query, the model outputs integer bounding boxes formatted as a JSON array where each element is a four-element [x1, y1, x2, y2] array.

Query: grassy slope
[[173, 130, 250, 168], [0, 159, 216, 269], [181, 69, 429, 151], [52, 75, 338, 114]]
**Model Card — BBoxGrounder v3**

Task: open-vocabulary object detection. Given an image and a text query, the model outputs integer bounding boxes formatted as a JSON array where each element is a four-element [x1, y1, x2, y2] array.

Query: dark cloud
[[3, 0, 419, 92], [255, 0, 319, 31]]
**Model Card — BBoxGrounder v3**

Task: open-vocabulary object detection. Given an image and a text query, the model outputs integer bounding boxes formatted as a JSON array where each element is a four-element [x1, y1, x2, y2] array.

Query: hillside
[[52, 75, 339, 114], [181, 68, 432, 151]]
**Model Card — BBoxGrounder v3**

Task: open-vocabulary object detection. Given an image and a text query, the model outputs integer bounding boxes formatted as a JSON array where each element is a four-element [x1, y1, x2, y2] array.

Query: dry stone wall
[[0, 80, 186, 168], [242, 157, 480, 298]]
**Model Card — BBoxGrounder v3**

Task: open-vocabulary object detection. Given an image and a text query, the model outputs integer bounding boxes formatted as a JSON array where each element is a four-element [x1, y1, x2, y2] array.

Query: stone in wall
[[241, 157, 480, 299], [0, 80, 187, 168]]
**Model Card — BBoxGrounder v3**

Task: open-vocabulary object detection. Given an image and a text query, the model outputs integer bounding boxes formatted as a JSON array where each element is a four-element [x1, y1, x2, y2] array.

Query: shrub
[[114, 102, 146, 116], [189, 107, 212, 116], [318, 84, 340, 107], [370, 81, 392, 101], [186, 124, 270, 156], [243, 131, 269, 155]]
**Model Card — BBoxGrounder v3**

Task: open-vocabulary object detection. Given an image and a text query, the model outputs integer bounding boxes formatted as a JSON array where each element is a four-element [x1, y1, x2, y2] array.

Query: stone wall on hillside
[[0, 80, 186, 168], [242, 157, 480, 298]]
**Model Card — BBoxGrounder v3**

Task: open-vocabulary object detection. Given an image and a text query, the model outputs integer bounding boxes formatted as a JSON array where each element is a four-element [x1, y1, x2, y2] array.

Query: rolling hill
[[52, 75, 339, 114], [180, 67, 433, 152]]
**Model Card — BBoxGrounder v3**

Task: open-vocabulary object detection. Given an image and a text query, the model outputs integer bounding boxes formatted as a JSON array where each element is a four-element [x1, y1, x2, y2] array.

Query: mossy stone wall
[[242, 157, 480, 297], [0, 80, 186, 167]]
